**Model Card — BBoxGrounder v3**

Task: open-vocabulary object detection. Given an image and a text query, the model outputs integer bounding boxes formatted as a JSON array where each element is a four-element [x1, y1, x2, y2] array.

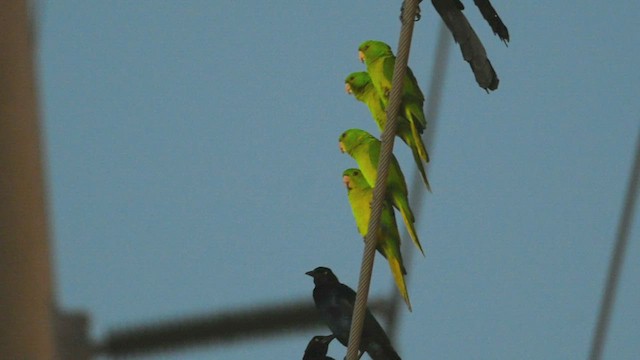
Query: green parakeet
[[339, 129, 425, 256], [343, 168, 411, 311], [357, 40, 428, 170], [345, 71, 431, 191]]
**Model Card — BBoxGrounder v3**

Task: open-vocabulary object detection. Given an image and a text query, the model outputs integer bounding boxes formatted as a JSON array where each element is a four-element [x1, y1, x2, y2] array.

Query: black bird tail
[[473, 0, 510, 45], [366, 342, 401, 360], [432, 0, 499, 91]]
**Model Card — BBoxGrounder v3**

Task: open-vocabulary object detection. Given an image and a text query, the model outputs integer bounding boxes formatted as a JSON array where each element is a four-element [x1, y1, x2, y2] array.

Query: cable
[[588, 126, 640, 360], [386, 22, 452, 339], [345, 1, 420, 359]]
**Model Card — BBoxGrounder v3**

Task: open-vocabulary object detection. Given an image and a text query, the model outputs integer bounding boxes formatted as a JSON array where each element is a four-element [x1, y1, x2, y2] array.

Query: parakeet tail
[[409, 141, 432, 192], [396, 198, 425, 256], [408, 115, 428, 162], [387, 254, 412, 312]]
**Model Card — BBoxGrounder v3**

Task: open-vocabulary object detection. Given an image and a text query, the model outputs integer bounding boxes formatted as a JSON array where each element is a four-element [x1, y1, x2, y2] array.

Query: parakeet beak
[[358, 51, 365, 63], [343, 175, 351, 190], [338, 141, 346, 153], [345, 83, 352, 94]]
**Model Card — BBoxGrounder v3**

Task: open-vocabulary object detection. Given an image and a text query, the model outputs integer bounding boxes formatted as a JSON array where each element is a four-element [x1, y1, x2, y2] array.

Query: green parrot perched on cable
[[339, 128, 425, 256], [345, 71, 431, 191], [342, 168, 411, 311], [357, 40, 429, 187]]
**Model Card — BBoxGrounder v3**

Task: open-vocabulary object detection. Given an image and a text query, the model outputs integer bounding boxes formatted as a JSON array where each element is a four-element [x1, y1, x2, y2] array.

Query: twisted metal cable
[[345, 1, 420, 358], [588, 126, 640, 360], [386, 22, 452, 339]]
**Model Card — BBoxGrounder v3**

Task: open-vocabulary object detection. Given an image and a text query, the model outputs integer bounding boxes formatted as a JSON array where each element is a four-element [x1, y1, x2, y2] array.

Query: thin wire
[[386, 22, 452, 339], [345, 1, 420, 359], [588, 126, 640, 360]]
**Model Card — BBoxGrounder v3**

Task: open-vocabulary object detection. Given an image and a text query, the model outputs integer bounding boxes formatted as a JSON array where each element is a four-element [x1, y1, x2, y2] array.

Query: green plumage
[[357, 40, 430, 187], [339, 129, 425, 256], [345, 71, 431, 191], [343, 168, 411, 311]]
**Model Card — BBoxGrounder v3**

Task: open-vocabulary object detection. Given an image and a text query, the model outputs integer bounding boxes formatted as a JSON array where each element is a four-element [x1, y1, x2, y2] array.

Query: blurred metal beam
[[55, 310, 91, 360], [95, 298, 389, 357], [0, 0, 57, 358]]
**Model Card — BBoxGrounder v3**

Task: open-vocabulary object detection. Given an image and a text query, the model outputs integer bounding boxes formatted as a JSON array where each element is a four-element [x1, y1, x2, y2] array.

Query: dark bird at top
[[306, 266, 401, 360], [472, 0, 509, 44], [303, 335, 336, 360], [403, 0, 509, 91]]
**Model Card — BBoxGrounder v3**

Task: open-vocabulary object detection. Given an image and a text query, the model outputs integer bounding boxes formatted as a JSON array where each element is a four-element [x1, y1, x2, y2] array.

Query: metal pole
[[95, 298, 390, 357], [0, 1, 57, 358]]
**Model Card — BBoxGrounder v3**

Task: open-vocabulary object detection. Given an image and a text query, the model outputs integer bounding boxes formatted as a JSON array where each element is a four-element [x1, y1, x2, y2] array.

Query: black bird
[[431, 0, 509, 91], [403, 0, 509, 91], [473, 0, 509, 44], [306, 267, 401, 360], [303, 335, 336, 360]]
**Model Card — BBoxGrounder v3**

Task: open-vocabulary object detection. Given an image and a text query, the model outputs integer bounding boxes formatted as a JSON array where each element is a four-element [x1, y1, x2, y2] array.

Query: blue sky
[[37, 1, 639, 359]]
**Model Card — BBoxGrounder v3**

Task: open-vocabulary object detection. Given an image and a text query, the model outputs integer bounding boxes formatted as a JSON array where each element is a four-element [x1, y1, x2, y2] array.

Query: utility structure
[[0, 0, 58, 358]]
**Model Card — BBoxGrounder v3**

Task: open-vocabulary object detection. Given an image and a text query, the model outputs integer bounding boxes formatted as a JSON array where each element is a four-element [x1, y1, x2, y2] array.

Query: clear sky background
[[36, 1, 639, 359]]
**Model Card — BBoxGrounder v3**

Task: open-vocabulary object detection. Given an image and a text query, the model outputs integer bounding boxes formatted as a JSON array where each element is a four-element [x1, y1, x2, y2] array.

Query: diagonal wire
[[588, 126, 640, 360], [386, 22, 452, 339], [345, 1, 420, 359]]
